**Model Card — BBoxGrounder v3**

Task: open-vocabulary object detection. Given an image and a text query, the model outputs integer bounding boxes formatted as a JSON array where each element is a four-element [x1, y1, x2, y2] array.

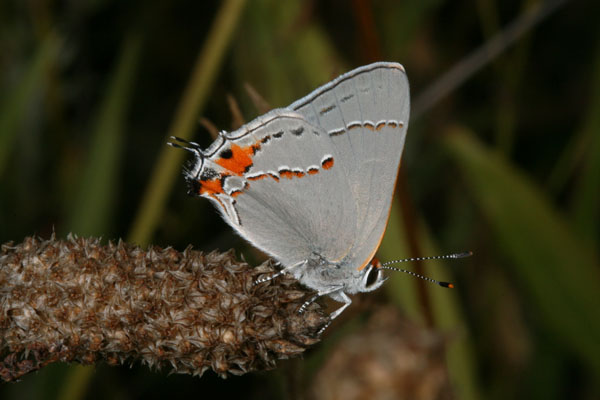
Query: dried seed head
[[0, 235, 327, 381], [310, 306, 451, 400]]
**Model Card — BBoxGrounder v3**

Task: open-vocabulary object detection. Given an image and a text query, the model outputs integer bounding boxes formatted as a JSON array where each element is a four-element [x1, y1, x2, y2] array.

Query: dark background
[[1, 0, 599, 399]]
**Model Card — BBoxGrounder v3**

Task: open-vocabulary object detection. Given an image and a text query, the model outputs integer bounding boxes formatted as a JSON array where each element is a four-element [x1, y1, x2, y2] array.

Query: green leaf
[[445, 127, 600, 376]]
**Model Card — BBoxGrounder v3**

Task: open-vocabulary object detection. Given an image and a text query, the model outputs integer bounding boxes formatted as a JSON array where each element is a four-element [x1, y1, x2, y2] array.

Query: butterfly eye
[[365, 265, 380, 288]]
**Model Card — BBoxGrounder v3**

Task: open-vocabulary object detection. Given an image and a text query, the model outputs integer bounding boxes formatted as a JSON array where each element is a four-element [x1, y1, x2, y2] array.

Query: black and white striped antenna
[[377, 251, 472, 288]]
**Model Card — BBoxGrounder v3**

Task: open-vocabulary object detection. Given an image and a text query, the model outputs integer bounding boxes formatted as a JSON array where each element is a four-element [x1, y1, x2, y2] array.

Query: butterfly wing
[[186, 110, 359, 267], [185, 62, 409, 270], [290, 62, 410, 269]]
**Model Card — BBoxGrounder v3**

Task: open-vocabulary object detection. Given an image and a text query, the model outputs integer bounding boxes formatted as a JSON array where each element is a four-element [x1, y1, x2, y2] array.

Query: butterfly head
[[357, 257, 388, 293]]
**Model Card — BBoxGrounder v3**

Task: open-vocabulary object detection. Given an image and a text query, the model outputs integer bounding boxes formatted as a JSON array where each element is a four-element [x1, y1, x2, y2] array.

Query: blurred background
[[1, 0, 599, 399]]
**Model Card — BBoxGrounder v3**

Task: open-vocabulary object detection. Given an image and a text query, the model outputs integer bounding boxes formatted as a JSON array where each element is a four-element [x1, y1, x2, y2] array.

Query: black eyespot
[[365, 267, 379, 287], [220, 148, 233, 159]]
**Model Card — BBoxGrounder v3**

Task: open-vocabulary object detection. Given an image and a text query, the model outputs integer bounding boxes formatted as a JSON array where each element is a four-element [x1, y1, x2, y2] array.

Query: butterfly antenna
[[167, 136, 204, 159], [378, 251, 472, 289]]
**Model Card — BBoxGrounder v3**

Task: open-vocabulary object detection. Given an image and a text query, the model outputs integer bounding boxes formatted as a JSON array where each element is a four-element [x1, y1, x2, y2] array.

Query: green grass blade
[[546, 34, 600, 202], [381, 203, 482, 400], [445, 127, 600, 376], [379, 200, 425, 322], [0, 33, 60, 176], [418, 221, 482, 400], [65, 33, 142, 237], [231, 0, 342, 109], [127, 0, 248, 246]]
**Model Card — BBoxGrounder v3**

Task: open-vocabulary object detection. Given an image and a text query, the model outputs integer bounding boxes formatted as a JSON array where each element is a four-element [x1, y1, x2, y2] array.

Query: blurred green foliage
[[0, 0, 598, 399]]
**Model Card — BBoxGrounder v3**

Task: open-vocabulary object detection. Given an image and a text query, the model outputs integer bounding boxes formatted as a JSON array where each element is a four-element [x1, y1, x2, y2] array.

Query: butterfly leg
[[298, 285, 344, 314], [253, 260, 307, 285], [328, 292, 352, 320], [298, 293, 321, 314], [316, 292, 352, 335]]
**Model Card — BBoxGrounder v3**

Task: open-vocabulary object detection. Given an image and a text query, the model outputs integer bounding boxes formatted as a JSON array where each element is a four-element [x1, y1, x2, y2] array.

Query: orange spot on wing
[[293, 170, 305, 178], [248, 174, 267, 181], [280, 170, 293, 179], [364, 122, 375, 131], [307, 168, 319, 175], [216, 143, 255, 175], [198, 179, 224, 196], [376, 121, 386, 130], [321, 157, 334, 170]]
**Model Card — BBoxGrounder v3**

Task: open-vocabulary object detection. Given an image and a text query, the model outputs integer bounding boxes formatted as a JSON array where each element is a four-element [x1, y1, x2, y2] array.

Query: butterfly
[[170, 62, 460, 331]]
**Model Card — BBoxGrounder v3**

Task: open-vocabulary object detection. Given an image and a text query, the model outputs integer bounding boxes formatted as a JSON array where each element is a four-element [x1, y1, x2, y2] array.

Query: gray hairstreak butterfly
[[170, 62, 470, 332]]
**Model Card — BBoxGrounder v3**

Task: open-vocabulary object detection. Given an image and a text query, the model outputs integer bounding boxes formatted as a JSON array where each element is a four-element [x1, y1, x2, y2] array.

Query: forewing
[[186, 62, 409, 270], [188, 110, 358, 267]]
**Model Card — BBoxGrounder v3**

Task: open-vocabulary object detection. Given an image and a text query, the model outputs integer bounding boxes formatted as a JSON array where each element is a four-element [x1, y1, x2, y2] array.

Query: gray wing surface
[[208, 111, 359, 268], [289, 62, 410, 269]]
